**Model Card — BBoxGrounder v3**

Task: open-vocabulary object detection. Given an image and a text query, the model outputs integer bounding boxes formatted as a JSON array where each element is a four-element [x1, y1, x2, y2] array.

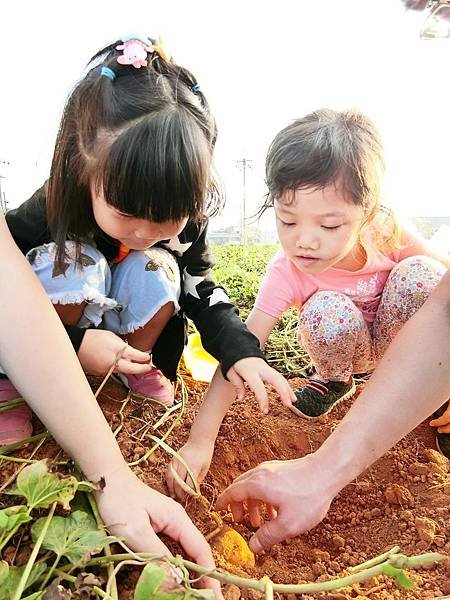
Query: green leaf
[[0, 562, 47, 599], [32, 510, 117, 566], [11, 461, 78, 510], [0, 506, 32, 534], [75, 480, 99, 493], [134, 562, 185, 600], [382, 564, 415, 590], [0, 562, 9, 588], [185, 590, 216, 600]]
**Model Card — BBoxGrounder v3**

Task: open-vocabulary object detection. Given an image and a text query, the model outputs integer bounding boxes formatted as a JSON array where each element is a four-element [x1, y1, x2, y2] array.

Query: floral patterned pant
[[298, 256, 446, 381]]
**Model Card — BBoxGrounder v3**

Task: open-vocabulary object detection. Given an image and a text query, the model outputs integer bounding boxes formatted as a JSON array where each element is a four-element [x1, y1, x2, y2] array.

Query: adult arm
[[217, 270, 450, 552], [0, 214, 221, 595]]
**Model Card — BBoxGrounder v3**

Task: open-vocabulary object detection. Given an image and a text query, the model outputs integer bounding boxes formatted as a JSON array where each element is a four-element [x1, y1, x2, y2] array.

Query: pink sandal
[[0, 378, 32, 445]]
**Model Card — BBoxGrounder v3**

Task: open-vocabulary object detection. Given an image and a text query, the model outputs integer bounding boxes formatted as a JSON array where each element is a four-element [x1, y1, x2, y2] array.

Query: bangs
[[95, 110, 212, 222]]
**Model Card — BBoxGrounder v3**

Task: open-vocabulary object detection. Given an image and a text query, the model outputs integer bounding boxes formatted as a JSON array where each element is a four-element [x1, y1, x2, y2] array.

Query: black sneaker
[[290, 377, 356, 419], [436, 432, 450, 459], [433, 402, 450, 460]]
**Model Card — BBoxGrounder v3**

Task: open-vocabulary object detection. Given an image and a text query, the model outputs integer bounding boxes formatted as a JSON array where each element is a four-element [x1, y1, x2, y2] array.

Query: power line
[[235, 158, 252, 245]]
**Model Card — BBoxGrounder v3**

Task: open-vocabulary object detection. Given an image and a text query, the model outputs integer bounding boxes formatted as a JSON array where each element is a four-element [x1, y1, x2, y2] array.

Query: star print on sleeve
[[183, 267, 206, 299], [208, 288, 232, 306], [163, 236, 193, 255]]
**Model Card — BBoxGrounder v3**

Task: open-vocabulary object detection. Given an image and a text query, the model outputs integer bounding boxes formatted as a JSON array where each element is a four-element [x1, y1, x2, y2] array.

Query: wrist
[[312, 430, 362, 497], [79, 453, 129, 485], [185, 433, 216, 448]]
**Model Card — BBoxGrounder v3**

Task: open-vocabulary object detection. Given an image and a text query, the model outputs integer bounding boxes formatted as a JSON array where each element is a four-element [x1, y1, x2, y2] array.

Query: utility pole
[[0, 159, 10, 213], [235, 158, 252, 245]]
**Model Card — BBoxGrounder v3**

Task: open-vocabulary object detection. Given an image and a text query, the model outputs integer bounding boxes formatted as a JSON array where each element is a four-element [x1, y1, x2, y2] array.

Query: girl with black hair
[[4, 36, 292, 442]]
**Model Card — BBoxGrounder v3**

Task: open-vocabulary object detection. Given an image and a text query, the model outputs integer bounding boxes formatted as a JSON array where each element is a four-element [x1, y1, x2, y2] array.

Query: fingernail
[[249, 537, 263, 554]]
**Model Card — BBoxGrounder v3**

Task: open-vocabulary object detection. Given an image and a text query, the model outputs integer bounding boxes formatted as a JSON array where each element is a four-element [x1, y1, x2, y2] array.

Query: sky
[[1, 0, 449, 232]]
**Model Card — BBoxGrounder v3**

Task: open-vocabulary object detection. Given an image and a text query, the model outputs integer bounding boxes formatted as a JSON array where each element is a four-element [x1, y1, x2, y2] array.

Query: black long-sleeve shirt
[[6, 186, 265, 380]]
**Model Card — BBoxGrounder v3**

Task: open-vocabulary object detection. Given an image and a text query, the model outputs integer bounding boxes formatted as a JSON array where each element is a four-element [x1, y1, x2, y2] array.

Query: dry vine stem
[[74, 548, 447, 595], [95, 343, 129, 399]]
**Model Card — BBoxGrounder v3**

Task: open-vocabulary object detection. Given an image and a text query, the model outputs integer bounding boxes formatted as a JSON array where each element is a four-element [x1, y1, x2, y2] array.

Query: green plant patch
[[8, 461, 78, 510], [31, 510, 118, 566]]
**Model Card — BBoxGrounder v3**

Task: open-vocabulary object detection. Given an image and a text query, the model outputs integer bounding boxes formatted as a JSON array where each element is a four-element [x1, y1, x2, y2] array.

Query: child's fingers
[[167, 460, 188, 500], [123, 346, 152, 363], [246, 376, 269, 414], [438, 424, 450, 433], [166, 461, 176, 498], [261, 369, 295, 407], [227, 368, 246, 400], [429, 412, 450, 428], [115, 359, 152, 375]]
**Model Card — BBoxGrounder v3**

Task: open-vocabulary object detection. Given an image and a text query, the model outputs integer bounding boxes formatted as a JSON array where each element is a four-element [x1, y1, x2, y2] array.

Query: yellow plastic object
[[212, 527, 255, 569], [183, 332, 218, 383]]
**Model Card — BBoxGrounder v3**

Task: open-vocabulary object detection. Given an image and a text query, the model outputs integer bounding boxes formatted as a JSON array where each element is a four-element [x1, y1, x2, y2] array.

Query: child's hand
[[96, 465, 222, 599], [78, 329, 152, 376], [166, 440, 214, 500], [226, 357, 296, 414], [429, 403, 450, 433]]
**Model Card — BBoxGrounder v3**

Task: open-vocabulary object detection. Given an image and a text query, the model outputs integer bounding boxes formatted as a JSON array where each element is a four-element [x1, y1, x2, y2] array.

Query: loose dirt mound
[[2, 376, 449, 599], [104, 376, 450, 599]]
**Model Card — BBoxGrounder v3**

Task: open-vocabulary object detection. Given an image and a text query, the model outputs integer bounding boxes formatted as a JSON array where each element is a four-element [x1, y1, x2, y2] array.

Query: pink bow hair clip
[[116, 38, 153, 69]]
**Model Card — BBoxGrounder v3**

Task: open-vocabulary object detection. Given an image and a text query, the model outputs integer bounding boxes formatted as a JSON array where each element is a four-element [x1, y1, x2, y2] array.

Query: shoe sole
[[288, 379, 357, 421], [435, 436, 450, 459], [0, 424, 33, 446], [111, 373, 175, 407]]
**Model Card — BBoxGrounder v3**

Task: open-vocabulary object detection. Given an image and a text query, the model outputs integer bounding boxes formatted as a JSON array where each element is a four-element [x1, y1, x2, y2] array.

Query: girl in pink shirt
[[166, 109, 449, 499], [254, 108, 447, 420]]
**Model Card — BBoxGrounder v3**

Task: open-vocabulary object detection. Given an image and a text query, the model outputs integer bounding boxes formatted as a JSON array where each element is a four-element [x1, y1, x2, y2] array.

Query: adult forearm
[[315, 273, 450, 495], [0, 219, 126, 481]]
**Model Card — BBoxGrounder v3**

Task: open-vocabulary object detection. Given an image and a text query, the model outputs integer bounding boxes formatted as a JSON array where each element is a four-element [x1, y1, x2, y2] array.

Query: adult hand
[[78, 329, 152, 376], [166, 439, 214, 500], [429, 402, 450, 433], [216, 455, 336, 553], [226, 357, 296, 414], [96, 466, 222, 598]]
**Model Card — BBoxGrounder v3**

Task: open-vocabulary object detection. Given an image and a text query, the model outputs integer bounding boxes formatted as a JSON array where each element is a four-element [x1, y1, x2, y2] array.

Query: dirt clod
[[384, 483, 414, 506]]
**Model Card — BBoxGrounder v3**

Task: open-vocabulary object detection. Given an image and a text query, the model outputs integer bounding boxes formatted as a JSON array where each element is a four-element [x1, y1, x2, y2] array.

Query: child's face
[[91, 184, 188, 250], [274, 184, 365, 274]]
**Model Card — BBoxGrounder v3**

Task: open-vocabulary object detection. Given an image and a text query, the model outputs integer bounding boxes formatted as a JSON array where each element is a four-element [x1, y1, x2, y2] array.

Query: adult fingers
[[247, 499, 263, 528], [226, 368, 246, 401], [230, 501, 245, 523], [217, 475, 266, 512], [249, 515, 291, 554], [115, 358, 152, 375], [437, 423, 450, 433], [267, 504, 278, 520]]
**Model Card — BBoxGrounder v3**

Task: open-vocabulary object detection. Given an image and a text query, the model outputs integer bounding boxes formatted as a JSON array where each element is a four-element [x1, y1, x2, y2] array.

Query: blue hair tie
[[101, 66, 116, 81], [192, 83, 201, 93]]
